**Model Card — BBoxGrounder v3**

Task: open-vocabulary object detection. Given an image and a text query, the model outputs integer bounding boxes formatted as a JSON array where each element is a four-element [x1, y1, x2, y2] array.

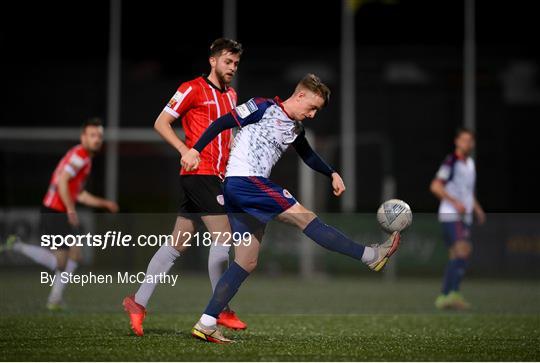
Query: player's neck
[[207, 72, 227, 91], [81, 145, 95, 158], [280, 99, 298, 121], [455, 149, 468, 159]]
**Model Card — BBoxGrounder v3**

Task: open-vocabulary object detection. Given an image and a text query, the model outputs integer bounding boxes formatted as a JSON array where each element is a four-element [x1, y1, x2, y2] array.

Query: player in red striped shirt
[[122, 38, 247, 335], [2, 118, 119, 310]]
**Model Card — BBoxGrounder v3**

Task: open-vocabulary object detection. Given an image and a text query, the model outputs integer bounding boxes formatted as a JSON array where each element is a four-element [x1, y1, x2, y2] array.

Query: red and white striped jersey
[[43, 144, 91, 212], [163, 76, 237, 176]]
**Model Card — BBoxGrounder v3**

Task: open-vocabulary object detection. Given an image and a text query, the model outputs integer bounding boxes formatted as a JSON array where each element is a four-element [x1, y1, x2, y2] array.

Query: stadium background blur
[[1, 0, 539, 279], [1, 1, 539, 360]]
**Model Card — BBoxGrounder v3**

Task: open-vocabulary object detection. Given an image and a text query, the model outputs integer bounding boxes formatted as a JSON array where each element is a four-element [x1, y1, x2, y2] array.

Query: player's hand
[[181, 148, 200, 172], [67, 209, 80, 227], [104, 200, 119, 213], [452, 200, 466, 214], [474, 207, 486, 225], [331, 172, 346, 197]]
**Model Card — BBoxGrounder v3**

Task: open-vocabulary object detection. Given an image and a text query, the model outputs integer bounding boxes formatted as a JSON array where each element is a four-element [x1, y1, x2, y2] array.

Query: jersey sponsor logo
[[283, 189, 293, 199], [235, 99, 258, 118], [167, 91, 183, 109], [203, 100, 216, 105], [216, 195, 225, 206]]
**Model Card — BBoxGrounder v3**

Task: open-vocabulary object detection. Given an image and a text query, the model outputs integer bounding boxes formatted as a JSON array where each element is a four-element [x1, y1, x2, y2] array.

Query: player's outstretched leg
[[203, 215, 247, 330], [123, 217, 193, 336], [2, 235, 58, 271], [278, 203, 401, 272]]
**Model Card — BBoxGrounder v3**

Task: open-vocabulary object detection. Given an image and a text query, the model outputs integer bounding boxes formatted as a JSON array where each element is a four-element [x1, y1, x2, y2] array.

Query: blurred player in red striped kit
[[1, 118, 119, 310], [122, 38, 247, 336]]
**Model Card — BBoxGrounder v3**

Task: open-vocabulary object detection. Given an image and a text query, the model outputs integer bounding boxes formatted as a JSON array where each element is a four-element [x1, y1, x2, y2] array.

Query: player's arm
[[181, 113, 239, 171], [429, 178, 466, 214], [473, 197, 486, 224], [292, 132, 345, 197], [77, 190, 119, 213], [57, 170, 79, 226], [154, 110, 190, 156], [182, 98, 268, 171], [155, 83, 196, 156]]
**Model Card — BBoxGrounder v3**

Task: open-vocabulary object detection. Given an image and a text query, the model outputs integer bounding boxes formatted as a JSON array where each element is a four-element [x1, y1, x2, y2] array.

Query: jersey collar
[[273, 96, 293, 120], [202, 75, 228, 93], [454, 151, 467, 161]]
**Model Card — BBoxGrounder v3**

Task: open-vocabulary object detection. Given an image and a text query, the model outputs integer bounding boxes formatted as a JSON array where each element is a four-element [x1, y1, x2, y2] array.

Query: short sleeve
[[163, 82, 195, 119], [64, 149, 89, 177], [435, 154, 456, 183]]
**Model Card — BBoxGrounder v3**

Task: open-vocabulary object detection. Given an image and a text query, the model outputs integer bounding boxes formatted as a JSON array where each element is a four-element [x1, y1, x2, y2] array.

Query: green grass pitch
[[0, 269, 539, 361]]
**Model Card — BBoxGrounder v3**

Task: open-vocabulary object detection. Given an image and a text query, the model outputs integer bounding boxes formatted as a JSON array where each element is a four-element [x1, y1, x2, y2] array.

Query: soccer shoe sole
[[122, 296, 145, 336], [191, 327, 234, 344], [372, 232, 401, 272]]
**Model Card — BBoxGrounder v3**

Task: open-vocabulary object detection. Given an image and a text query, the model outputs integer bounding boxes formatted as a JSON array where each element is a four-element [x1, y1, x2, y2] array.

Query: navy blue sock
[[203, 262, 250, 318], [450, 258, 468, 292], [303, 218, 365, 260], [441, 260, 454, 295]]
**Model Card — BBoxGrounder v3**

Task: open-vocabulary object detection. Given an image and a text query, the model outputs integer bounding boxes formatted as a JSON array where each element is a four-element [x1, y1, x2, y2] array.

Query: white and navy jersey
[[226, 97, 302, 178], [193, 96, 335, 181], [435, 153, 476, 223]]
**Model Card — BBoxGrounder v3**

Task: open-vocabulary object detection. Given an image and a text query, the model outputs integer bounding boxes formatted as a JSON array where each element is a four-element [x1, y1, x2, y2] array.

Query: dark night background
[[1, 0, 539, 213]]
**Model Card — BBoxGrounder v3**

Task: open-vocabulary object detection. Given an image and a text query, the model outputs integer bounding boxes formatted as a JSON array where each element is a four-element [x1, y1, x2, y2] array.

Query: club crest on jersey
[[216, 195, 225, 206], [283, 189, 293, 199], [235, 99, 258, 118], [167, 91, 183, 109], [384, 203, 407, 225]]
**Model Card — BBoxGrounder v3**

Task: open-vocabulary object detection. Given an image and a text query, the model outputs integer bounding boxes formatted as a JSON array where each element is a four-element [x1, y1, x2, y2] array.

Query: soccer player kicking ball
[[430, 128, 485, 310], [0, 118, 119, 310], [122, 38, 247, 336], [181, 74, 401, 343]]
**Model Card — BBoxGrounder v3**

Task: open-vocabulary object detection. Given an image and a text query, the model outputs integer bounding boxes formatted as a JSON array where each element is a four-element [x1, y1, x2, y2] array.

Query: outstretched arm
[[77, 190, 119, 213], [182, 98, 270, 171], [181, 113, 239, 171], [293, 133, 345, 196]]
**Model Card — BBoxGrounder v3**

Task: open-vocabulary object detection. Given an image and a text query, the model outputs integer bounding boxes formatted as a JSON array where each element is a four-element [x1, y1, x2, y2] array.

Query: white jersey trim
[[210, 88, 223, 173], [163, 107, 179, 118], [173, 86, 192, 111]]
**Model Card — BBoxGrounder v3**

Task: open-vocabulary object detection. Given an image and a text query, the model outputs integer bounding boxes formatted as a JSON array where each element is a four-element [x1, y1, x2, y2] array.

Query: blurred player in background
[[430, 128, 486, 310], [181, 74, 401, 343], [122, 38, 247, 336], [0, 118, 119, 310]]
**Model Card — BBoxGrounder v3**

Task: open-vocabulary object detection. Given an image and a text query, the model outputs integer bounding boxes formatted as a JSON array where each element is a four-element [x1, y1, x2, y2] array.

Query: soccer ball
[[377, 199, 413, 233]]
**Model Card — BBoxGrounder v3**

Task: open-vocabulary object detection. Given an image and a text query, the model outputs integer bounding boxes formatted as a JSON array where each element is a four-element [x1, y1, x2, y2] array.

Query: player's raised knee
[[278, 203, 317, 229], [454, 240, 472, 258]]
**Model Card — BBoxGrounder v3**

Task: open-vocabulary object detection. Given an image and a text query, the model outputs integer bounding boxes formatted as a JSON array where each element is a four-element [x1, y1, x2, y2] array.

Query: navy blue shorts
[[223, 176, 297, 235], [441, 221, 471, 248]]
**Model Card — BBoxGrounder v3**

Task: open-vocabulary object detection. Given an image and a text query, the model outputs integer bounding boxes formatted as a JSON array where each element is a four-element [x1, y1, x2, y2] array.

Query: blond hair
[[295, 74, 330, 107]]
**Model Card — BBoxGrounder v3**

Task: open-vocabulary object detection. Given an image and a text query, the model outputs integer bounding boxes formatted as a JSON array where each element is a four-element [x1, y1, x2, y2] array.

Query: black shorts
[[178, 175, 226, 218], [40, 206, 77, 250]]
